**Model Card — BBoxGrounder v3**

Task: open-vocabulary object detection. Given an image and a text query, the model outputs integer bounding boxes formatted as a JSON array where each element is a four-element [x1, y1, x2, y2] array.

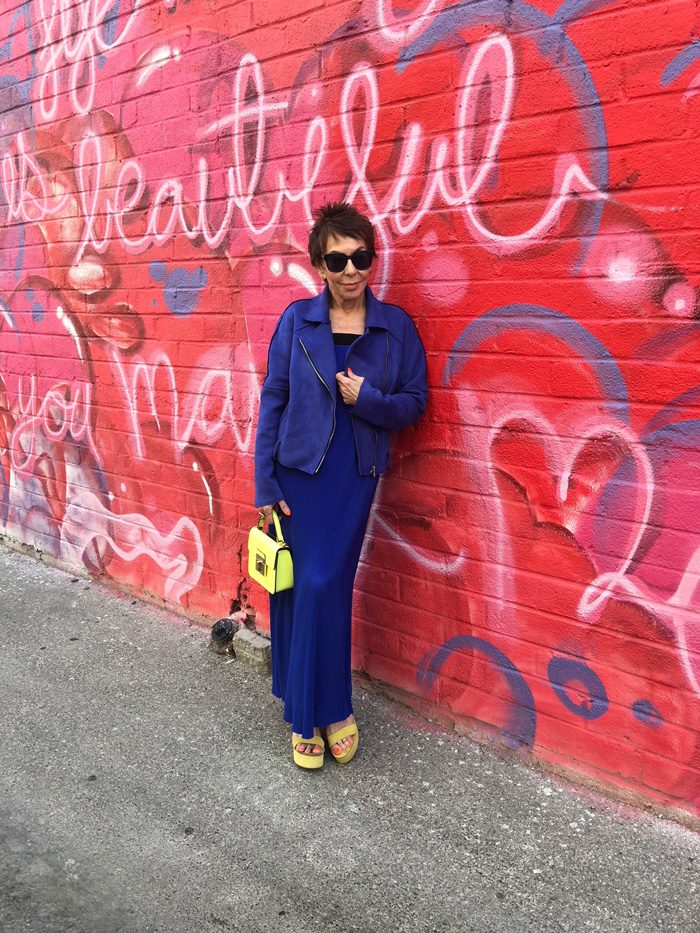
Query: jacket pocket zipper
[[299, 338, 336, 473]]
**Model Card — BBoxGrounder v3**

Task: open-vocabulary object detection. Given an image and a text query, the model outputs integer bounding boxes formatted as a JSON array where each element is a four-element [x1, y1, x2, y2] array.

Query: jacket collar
[[301, 285, 390, 330]]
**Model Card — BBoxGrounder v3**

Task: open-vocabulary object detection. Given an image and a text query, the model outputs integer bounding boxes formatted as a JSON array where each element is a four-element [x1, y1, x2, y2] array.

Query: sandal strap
[[292, 735, 325, 750], [326, 724, 358, 745]]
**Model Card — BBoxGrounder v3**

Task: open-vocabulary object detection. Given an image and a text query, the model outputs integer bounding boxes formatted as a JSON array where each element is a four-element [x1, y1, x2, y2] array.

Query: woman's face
[[319, 234, 373, 307]]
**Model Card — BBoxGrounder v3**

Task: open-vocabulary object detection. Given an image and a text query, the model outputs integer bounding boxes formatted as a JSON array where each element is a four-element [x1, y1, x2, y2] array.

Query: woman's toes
[[293, 735, 322, 755]]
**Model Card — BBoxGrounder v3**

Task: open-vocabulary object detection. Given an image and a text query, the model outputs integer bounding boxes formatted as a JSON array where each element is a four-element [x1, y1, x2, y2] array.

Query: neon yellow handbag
[[247, 511, 293, 594]]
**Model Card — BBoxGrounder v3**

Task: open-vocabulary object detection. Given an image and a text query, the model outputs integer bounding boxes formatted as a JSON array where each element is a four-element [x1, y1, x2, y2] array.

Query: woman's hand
[[335, 367, 365, 406], [260, 501, 291, 521]]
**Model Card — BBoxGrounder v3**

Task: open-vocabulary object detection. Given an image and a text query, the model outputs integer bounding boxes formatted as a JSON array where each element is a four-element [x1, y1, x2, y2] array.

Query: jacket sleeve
[[254, 308, 294, 507], [351, 316, 427, 430]]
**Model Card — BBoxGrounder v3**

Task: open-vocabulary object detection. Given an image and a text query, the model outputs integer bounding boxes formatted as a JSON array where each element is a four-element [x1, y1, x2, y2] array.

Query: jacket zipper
[[371, 333, 389, 475], [299, 338, 336, 473], [382, 331, 390, 392], [345, 329, 388, 478], [345, 331, 365, 473]]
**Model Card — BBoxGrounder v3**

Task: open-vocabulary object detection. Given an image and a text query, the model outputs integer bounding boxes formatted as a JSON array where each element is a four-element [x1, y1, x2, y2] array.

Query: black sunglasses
[[322, 249, 375, 273]]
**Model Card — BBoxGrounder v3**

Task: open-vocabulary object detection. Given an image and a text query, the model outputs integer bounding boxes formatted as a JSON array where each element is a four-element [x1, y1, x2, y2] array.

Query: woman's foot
[[325, 716, 357, 757], [292, 729, 324, 758]]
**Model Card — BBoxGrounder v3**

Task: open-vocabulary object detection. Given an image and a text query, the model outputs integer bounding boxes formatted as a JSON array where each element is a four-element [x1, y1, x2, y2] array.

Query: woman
[[254, 202, 427, 769]]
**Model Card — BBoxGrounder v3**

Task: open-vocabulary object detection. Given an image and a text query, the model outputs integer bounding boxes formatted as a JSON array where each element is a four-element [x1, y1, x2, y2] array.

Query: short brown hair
[[308, 202, 375, 268]]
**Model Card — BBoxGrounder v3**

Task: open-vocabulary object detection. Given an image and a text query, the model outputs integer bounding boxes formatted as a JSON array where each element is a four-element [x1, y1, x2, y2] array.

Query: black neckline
[[333, 332, 361, 345]]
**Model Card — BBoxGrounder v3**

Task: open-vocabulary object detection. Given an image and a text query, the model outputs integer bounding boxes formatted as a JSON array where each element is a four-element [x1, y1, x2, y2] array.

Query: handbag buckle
[[255, 552, 267, 575]]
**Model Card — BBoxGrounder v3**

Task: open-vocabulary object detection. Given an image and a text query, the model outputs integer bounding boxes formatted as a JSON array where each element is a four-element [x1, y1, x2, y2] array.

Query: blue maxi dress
[[270, 336, 379, 739]]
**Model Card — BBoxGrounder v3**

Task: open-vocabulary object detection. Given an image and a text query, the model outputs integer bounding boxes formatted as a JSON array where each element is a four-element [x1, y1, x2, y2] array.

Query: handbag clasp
[[255, 552, 267, 575]]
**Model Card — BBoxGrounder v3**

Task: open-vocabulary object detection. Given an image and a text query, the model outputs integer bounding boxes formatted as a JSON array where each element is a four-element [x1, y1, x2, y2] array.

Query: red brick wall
[[1, 0, 699, 815]]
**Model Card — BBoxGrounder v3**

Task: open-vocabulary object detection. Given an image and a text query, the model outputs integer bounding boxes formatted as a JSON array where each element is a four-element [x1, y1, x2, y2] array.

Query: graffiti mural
[[0, 0, 698, 813]]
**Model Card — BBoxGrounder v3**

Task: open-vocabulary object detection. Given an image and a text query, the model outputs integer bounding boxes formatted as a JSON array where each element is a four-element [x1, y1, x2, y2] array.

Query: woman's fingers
[[258, 501, 291, 519], [336, 372, 360, 404]]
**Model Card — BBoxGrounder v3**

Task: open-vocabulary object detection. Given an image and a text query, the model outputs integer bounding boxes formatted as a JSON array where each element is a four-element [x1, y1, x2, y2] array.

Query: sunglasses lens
[[351, 250, 373, 270], [324, 253, 347, 273], [323, 250, 375, 273]]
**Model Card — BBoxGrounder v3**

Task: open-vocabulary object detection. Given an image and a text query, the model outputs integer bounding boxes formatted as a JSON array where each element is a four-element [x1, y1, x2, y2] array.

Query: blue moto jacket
[[254, 285, 427, 507]]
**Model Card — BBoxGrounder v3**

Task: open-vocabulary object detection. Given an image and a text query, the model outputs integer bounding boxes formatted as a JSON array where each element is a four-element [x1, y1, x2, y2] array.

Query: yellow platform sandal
[[326, 722, 359, 764], [292, 734, 325, 769]]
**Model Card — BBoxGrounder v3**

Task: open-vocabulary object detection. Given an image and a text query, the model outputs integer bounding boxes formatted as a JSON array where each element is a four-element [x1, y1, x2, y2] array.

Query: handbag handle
[[258, 509, 287, 546]]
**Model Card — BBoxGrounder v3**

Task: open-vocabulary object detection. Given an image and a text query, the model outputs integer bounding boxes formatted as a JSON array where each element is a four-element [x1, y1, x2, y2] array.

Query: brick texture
[[0, 0, 698, 815]]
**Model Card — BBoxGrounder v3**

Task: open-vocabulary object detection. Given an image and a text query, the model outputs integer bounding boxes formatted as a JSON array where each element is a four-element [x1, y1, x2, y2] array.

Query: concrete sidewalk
[[1, 545, 698, 933]]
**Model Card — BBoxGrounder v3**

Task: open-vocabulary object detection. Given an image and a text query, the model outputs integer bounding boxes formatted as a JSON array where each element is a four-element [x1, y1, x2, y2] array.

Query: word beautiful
[[1, 35, 602, 268]]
